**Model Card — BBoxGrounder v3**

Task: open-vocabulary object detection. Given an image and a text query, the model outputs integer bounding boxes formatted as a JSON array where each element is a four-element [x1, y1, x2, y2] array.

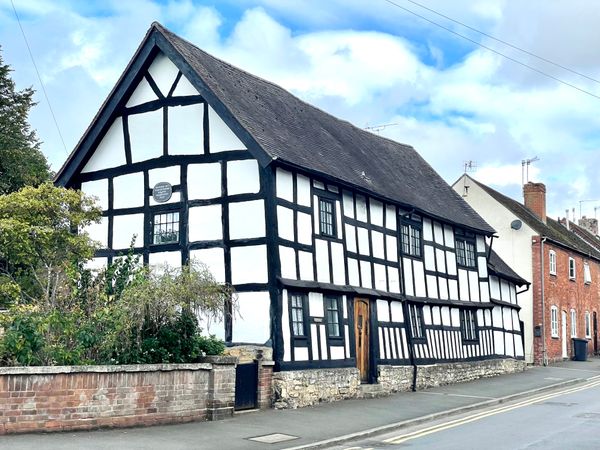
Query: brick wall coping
[[0, 356, 238, 376]]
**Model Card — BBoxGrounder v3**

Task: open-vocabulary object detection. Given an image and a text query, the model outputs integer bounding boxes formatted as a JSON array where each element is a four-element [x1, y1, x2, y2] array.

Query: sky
[[1, 0, 600, 221]]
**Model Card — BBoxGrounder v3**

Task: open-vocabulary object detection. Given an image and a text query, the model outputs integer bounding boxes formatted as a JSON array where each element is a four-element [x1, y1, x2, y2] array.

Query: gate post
[[256, 359, 275, 409], [203, 356, 238, 421]]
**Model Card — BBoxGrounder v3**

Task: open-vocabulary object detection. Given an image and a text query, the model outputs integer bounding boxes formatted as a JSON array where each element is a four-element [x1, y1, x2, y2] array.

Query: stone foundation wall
[[272, 367, 360, 409], [0, 356, 237, 435], [379, 358, 527, 393]]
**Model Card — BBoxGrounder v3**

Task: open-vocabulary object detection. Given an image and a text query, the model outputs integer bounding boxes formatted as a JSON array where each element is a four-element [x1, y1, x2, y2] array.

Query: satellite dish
[[510, 219, 522, 230]]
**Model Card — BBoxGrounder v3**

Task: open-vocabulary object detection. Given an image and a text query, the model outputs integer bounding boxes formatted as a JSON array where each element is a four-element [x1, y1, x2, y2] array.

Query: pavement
[[2, 358, 600, 450]]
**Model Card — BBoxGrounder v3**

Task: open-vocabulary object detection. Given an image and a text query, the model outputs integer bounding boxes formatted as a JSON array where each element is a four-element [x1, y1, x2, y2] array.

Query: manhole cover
[[248, 433, 300, 444], [576, 413, 600, 420]]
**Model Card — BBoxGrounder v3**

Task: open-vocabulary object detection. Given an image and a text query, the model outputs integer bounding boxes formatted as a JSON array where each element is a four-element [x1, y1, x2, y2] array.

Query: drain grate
[[248, 433, 300, 444]]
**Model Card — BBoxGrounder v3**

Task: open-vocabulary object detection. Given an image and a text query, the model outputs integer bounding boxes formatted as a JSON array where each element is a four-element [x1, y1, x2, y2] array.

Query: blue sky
[[1, 0, 600, 221]]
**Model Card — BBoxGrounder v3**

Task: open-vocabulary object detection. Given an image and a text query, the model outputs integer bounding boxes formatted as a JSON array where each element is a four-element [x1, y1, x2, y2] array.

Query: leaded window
[[409, 304, 425, 340], [290, 293, 307, 337], [460, 309, 478, 342], [455, 231, 476, 268], [325, 296, 342, 338], [401, 224, 422, 257], [319, 198, 336, 237], [153, 212, 180, 244]]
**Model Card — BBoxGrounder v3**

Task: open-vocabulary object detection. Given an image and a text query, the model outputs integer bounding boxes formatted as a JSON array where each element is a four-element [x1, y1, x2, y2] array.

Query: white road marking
[[417, 392, 495, 400]]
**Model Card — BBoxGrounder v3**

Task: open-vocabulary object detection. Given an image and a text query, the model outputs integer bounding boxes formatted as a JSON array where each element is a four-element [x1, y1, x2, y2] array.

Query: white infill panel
[[275, 168, 293, 202], [113, 172, 144, 209], [480, 282, 490, 302], [438, 278, 449, 300], [190, 247, 225, 283], [231, 245, 268, 284], [431, 306, 441, 325], [390, 301, 403, 322], [172, 73, 198, 97], [188, 205, 222, 241], [489, 276, 500, 300], [386, 235, 398, 262], [330, 346, 344, 360], [357, 227, 370, 256], [494, 330, 505, 355], [478, 257, 488, 278], [297, 212, 312, 245], [426, 275, 438, 299], [441, 307, 451, 326], [424, 245, 435, 271], [169, 104, 204, 155], [229, 200, 265, 239], [484, 309, 492, 327], [227, 159, 260, 195], [386, 205, 396, 230], [315, 239, 330, 283], [296, 174, 311, 207], [82, 117, 125, 173], [336, 200, 343, 239], [476, 235, 485, 253], [372, 231, 384, 259], [298, 251, 314, 281], [500, 280, 510, 302], [403, 258, 414, 296], [308, 292, 324, 317], [433, 222, 444, 245], [126, 77, 157, 107], [81, 179, 108, 210], [355, 195, 367, 222], [187, 163, 221, 200], [492, 307, 503, 328], [469, 271, 480, 301], [342, 191, 354, 219], [443, 225, 454, 248], [149, 166, 181, 206], [85, 257, 107, 272], [311, 324, 319, 360], [379, 329, 385, 358], [331, 242, 346, 285], [277, 206, 294, 241], [294, 347, 309, 361], [233, 291, 270, 344], [374, 264, 387, 291], [448, 279, 459, 300], [360, 260, 372, 289], [503, 308, 513, 331], [388, 267, 400, 293], [147, 52, 179, 96], [504, 333, 514, 357], [347, 258, 360, 286], [450, 308, 460, 327], [129, 109, 163, 162], [435, 248, 446, 273], [83, 216, 108, 248], [413, 260, 426, 297], [149, 251, 181, 269], [370, 199, 383, 226], [282, 289, 291, 361], [345, 224, 357, 253], [422, 306, 432, 325], [112, 214, 144, 249], [279, 246, 296, 279], [377, 300, 390, 322], [208, 106, 246, 152], [458, 269, 469, 300], [422, 218, 433, 241], [446, 251, 457, 275]]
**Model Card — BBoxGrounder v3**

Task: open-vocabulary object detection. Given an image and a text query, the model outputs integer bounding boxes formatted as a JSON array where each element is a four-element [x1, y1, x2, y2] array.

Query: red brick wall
[[0, 359, 237, 435], [257, 361, 274, 409], [532, 237, 599, 364]]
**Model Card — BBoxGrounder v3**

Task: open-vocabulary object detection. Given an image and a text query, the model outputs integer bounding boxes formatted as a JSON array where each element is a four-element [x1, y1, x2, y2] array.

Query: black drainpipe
[[399, 208, 418, 391]]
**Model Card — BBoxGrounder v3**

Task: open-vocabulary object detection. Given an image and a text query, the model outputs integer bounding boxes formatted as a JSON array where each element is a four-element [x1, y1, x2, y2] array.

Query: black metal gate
[[234, 362, 258, 410]]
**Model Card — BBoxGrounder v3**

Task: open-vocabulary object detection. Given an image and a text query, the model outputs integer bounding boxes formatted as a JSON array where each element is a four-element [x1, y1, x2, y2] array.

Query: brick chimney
[[579, 216, 599, 236], [523, 182, 546, 223]]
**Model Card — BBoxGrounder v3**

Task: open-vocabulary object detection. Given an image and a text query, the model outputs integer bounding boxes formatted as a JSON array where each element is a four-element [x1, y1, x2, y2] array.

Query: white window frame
[[584, 262, 592, 284], [550, 306, 558, 338], [549, 250, 556, 275], [569, 257, 576, 280], [571, 309, 577, 338], [585, 311, 591, 338]]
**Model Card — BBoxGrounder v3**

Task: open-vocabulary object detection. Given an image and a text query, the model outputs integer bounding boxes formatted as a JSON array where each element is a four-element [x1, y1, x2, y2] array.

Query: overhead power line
[[381, 0, 600, 101], [10, 0, 68, 153]]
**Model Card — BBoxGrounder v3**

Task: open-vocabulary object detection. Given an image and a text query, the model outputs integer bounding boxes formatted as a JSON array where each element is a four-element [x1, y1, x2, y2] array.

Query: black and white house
[[56, 23, 527, 403]]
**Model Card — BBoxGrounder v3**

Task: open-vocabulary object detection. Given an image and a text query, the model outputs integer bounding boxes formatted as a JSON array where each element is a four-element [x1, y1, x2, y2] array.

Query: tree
[[0, 46, 51, 194], [0, 183, 101, 308]]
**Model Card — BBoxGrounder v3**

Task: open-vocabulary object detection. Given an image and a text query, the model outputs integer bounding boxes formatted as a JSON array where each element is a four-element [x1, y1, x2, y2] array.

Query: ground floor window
[[550, 306, 558, 338], [289, 293, 308, 337], [153, 211, 180, 244], [460, 309, 478, 342], [324, 295, 342, 338]]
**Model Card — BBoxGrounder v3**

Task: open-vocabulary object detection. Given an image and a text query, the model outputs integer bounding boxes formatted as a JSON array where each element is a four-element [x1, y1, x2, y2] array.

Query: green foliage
[[0, 183, 101, 307], [0, 259, 232, 366], [0, 47, 51, 194]]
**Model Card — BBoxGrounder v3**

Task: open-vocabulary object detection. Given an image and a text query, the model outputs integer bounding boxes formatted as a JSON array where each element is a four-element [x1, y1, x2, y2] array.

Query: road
[[329, 377, 600, 450]]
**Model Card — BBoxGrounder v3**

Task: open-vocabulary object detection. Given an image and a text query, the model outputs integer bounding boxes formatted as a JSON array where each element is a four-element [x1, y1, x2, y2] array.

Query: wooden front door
[[354, 298, 370, 383]]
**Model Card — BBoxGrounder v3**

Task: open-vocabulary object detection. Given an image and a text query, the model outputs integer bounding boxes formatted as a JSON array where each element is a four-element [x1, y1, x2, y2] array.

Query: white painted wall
[[129, 109, 163, 162], [233, 291, 270, 343], [168, 104, 204, 155], [227, 160, 260, 195], [81, 179, 108, 210], [82, 118, 126, 173], [188, 163, 221, 200]]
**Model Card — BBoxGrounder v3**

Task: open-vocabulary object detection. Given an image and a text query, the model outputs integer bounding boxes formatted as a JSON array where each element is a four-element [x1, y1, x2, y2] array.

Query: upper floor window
[[153, 211, 180, 244], [585, 311, 591, 338], [318, 197, 336, 237], [460, 309, 478, 342], [401, 215, 422, 258], [289, 293, 307, 337], [455, 230, 476, 268], [584, 262, 592, 284], [569, 257, 576, 280], [549, 250, 557, 275], [571, 309, 577, 337], [325, 295, 342, 338], [550, 306, 558, 338], [408, 304, 425, 340]]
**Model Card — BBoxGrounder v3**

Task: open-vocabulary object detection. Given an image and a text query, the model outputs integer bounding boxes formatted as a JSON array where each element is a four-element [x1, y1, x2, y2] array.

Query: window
[[325, 296, 342, 338], [571, 309, 577, 337], [455, 230, 476, 268], [460, 309, 478, 342], [585, 311, 591, 338], [289, 293, 307, 337], [409, 304, 425, 340], [549, 250, 556, 275], [569, 257, 576, 280], [550, 306, 558, 338], [153, 212, 180, 244], [584, 262, 592, 284], [318, 197, 336, 237], [401, 223, 422, 257]]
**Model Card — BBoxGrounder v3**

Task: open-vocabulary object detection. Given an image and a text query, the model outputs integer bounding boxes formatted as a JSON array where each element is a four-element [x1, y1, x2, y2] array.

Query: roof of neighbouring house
[[465, 175, 600, 260], [55, 22, 495, 235]]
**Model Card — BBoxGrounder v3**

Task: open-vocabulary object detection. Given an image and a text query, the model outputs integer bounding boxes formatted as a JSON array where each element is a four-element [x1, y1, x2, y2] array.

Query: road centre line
[[384, 379, 600, 444]]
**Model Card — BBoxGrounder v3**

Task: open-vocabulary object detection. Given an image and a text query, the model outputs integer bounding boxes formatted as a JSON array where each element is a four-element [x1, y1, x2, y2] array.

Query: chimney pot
[[523, 182, 547, 223]]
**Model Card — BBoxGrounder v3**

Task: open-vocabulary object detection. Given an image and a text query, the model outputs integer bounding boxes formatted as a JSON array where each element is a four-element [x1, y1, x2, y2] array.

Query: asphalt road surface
[[330, 378, 600, 450]]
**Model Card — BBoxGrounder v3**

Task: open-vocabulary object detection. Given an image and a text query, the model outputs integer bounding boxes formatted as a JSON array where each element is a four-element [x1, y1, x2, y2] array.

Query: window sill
[[549, 272, 557, 277]]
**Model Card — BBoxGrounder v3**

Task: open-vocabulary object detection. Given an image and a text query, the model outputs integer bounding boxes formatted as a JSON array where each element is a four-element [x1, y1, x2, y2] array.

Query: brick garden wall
[[0, 356, 237, 435]]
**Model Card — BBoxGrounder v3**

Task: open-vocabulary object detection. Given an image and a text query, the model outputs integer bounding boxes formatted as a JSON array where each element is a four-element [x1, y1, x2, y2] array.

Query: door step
[[357, 383, 387, 399]]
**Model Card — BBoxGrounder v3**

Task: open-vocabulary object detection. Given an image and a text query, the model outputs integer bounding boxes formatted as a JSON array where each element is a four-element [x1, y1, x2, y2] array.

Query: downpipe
[[540, 236, 548, 366]]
